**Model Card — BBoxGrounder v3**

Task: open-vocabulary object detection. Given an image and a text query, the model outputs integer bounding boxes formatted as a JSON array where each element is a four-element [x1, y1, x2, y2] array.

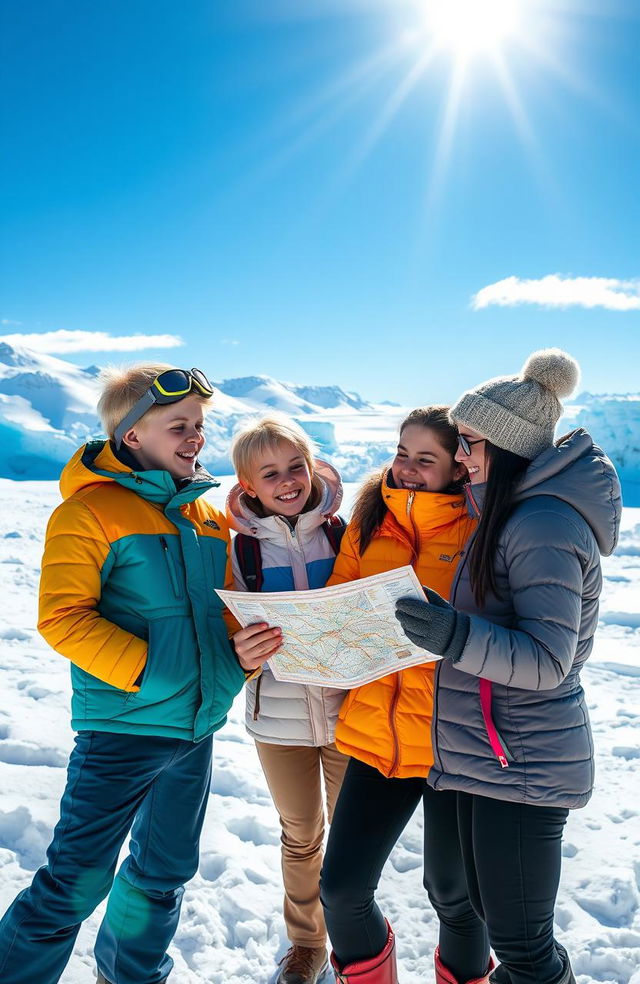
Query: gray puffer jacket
[[430, 429, 621, 808]]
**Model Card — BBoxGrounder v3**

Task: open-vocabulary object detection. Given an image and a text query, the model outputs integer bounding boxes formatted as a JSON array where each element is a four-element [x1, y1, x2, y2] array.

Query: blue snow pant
[[0, 730, 213, 984]]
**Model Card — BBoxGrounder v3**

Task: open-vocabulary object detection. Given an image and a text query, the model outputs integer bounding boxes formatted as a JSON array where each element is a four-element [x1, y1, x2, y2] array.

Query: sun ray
[[489, 48, 564, 206], [340, 43, 440, 178], [490, 49, 537, 152], [424, 57, 467, 215], [231, 42, 409, 198], [514, 30, 631, 128], [225, 0, 629, 222], [273, 42, 407, 142]]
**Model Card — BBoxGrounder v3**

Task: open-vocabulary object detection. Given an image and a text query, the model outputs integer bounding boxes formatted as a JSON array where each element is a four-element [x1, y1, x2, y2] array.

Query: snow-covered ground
[[0, 477, 639, 984]]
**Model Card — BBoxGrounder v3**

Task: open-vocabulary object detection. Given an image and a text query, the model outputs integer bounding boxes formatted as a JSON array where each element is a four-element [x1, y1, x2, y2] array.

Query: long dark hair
[[352, 406, 462, 557], [468, 443, 530, 606]]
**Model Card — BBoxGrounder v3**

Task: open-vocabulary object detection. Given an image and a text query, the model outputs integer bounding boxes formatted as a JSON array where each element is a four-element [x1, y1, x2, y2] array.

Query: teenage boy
[[0, 364, 246, 984]]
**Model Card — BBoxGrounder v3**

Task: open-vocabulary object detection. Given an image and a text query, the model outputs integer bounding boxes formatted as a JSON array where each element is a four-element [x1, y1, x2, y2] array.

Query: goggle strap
[[113, 389, 156, 450], [112, 368, 213, 450]]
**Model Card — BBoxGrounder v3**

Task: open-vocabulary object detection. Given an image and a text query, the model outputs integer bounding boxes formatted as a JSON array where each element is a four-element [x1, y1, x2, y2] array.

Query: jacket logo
[[203, 519, 220, 530], [439, 551, 463, 562]]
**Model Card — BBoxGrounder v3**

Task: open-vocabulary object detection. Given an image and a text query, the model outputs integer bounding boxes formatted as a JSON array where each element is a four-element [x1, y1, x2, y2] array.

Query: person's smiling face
[[122, 394, 206, 479], [241, 440, 313, 519], [455, 425, 488, 484], [391, 424, 466, 493]]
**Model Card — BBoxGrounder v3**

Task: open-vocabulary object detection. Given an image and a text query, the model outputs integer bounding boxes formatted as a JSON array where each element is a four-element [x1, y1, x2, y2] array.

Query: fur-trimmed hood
[[226, 458, 343, 541]]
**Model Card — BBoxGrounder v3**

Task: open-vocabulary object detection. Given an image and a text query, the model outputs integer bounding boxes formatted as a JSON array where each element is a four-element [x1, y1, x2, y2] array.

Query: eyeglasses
[[114, 368, 214, 450], [457, 434, 486, 457]]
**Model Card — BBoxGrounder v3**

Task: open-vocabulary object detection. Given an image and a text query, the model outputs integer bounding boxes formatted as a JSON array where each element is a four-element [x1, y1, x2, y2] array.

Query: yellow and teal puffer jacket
[[38, 440, 246, 741]]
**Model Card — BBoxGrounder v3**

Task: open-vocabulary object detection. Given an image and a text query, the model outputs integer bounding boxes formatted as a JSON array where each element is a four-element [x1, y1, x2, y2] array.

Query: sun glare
[[266, 0, 585, 225], [425, 0, 521, 59]]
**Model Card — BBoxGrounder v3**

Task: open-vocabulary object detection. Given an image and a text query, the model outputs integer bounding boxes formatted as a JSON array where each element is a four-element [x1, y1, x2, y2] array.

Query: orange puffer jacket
[[328, 472, 476, 779]]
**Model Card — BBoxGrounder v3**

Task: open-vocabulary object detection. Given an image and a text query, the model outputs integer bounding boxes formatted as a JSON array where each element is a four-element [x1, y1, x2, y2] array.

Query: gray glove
[[395, 588, 470, 663]]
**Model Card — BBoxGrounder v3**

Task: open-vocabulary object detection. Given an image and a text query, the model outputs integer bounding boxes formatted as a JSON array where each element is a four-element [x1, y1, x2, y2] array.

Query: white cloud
[[221, 338, 240, 346], [1, 319, 22, 326], [472, 275, 640, 312], [0, 330, 184, 354]]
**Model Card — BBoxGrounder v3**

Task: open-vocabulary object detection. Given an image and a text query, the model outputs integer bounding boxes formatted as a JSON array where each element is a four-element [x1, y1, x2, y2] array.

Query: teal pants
[[0, 730, 213, 984]]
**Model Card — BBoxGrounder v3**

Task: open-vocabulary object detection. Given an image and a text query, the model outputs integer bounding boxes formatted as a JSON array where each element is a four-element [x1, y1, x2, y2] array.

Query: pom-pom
[[521, 348, 580, 398]]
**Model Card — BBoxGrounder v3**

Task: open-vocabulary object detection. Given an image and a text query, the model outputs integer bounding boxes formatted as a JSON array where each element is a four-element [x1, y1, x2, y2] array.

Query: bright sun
[[425, 0, 521, 59]]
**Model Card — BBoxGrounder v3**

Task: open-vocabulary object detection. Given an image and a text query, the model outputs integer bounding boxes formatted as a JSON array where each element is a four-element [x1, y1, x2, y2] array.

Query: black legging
[[320, 757, 490, 982], [456, 792, 569, 984]]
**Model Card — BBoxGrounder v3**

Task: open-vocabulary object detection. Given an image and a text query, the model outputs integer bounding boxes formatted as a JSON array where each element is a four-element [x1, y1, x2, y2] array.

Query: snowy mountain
[[0, 342, 639, 502], [215, 376, 368, 412], [0, 342, 400, 482]]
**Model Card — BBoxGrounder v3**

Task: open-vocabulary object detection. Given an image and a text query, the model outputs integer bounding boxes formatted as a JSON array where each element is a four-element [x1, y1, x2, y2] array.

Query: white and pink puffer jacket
[[226, 460, 347, 746]]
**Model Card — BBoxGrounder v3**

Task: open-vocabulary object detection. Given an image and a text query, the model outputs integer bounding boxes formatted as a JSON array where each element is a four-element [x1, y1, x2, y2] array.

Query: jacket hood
[[60, 440, 219, 507], [226, 458, 343, 539], [514, 429, 621, 556]]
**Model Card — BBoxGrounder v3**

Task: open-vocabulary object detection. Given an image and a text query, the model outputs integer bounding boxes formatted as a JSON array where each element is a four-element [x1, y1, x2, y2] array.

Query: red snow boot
[[435, 946, 496, 984], [329, 922, 397, 984]]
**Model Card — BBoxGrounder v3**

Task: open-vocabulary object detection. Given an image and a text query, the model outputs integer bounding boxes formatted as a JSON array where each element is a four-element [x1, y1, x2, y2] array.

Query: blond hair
[[97, 363, 213, 440], [231, 414, 317, 484]]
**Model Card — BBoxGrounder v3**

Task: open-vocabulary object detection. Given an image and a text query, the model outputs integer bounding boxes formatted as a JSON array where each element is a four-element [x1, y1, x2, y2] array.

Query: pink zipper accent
[[465, 486, 507, 767], [479, 678, 509, 768], [466, 482, 481, 518], [464, 484, 507, 767]]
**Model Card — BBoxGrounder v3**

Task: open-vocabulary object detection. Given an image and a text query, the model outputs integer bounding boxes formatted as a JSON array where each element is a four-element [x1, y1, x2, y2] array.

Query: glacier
[[0, 341, 638, 503]]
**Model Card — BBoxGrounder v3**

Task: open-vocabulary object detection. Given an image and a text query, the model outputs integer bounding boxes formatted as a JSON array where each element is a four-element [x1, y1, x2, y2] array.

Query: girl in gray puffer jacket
[[396, 349, 622, 984]]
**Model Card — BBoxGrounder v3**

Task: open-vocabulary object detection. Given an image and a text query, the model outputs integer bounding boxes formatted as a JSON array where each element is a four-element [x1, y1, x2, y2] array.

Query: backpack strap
[[322, 515, 347, 555], [233, 533, 264, 592], [235, 518, 346, 591]]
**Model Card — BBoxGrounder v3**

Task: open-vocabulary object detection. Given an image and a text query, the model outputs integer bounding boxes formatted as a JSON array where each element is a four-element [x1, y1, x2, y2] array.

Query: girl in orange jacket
[[320, 407, 494, 984]]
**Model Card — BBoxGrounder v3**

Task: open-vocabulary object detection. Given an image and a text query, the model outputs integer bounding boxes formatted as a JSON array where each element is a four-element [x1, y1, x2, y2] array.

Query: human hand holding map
[[216, 566, 439, 688]]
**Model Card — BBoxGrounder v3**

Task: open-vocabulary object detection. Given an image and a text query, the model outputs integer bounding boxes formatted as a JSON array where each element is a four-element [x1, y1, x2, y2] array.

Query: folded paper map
[[216, 565, 439, 688]]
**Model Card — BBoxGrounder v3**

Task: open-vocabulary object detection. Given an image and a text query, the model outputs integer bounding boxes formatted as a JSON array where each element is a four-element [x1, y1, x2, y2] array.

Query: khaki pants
[[256, 741, 349, 947]]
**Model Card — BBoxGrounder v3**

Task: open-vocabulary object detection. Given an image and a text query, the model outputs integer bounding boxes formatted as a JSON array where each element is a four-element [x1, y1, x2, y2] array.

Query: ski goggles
[[114, 368, 213, 449]]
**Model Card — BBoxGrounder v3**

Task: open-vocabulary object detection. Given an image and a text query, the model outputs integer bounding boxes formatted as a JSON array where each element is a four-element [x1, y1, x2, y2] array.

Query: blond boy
[[0, 365, 246, 984]]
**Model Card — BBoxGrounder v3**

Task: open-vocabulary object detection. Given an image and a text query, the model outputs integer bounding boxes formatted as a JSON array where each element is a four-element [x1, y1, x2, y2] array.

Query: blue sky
[[1, 0, 639, 405]]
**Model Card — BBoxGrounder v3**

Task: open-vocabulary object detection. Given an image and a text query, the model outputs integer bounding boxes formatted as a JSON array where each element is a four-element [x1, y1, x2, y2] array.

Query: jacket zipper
[[252, 674, 263, 720], [159, 535, 181, 598], [285, 516, 326, 743], [251, 517, 312, 731], [387, 490, 418, 776], [387, 673, 403, 776], [306, 687, 319, 744], [406, 490, 415, 516], [406, 491, 420, 562], [466, 482, 481, 520], [479, 679, 511, 768]]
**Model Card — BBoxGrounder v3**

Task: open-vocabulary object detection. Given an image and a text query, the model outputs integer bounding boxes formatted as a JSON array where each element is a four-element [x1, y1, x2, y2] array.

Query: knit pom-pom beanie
[[521, 348, 581, 399], [450, 349, 581, 459]]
